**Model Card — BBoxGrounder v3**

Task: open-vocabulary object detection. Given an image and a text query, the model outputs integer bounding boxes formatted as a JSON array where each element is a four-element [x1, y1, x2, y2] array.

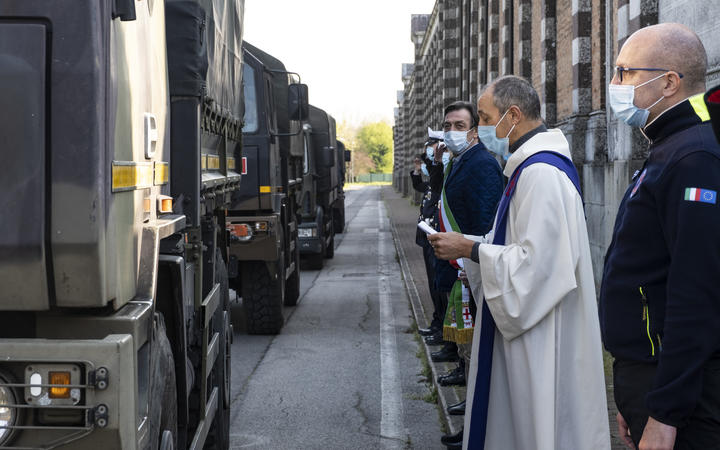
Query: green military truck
[[226, 42, 309, 335], [0, 0, 241, 448], [298, 106, 347, 269]]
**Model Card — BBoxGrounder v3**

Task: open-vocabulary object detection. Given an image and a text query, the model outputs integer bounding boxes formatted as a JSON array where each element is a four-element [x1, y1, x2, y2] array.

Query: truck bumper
[[228, 214, 280, 261], [298, 236, 323, 254], [0, 335, 139, 450]]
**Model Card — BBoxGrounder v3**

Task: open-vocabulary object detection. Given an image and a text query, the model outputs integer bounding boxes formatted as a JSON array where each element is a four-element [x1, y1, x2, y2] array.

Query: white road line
[[378, 198, 405, 448]]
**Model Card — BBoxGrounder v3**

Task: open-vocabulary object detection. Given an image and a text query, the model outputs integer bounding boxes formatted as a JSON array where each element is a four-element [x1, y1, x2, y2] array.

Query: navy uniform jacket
[[411, 158, 444, 245], [599, 95, 720, 427], [435, 143, 503, 292]]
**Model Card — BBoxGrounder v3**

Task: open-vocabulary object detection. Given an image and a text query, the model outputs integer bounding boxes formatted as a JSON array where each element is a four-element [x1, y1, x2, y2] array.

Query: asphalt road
[[228, 186, 444, 450]]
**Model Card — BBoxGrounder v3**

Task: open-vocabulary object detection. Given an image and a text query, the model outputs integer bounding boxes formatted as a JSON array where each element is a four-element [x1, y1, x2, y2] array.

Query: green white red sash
[[438, 160, 474, 344]]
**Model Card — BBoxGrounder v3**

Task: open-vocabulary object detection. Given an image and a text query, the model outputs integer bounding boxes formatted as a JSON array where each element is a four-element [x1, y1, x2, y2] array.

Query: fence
[[354, 173, 392, 183]]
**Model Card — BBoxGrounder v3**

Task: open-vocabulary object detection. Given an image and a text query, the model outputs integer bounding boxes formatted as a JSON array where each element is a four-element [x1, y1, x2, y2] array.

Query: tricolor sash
[[438, 159, 474, 344], [467, 151, 582, 448]]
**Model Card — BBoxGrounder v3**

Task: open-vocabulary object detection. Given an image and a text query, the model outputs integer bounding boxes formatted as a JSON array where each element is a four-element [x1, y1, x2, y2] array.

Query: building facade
[[393, 0, 720, 285]]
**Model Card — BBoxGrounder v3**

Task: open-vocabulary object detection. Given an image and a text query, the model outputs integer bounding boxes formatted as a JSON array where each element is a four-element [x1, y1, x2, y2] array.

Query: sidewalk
[[383, 185, 625, 449], [383, 185, 466, 436]]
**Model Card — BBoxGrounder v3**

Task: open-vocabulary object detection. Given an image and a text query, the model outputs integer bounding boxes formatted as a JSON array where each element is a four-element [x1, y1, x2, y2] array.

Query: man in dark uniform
[[600, 23, 720, 450], [411, 132, 446, 343]]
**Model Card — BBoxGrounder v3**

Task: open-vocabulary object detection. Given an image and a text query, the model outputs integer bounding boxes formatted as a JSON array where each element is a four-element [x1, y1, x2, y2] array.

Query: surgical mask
[[444, 130, 472, 155], [442, 152, 451, 167], [420, 163, 429, 177], [425, 146, 434, 160], [608, 73, 667, 128], [477, 109, 516, 160]]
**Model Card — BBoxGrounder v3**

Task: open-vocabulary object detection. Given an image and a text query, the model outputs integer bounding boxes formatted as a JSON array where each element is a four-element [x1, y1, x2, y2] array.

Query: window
[[242, 64, 258, 133]]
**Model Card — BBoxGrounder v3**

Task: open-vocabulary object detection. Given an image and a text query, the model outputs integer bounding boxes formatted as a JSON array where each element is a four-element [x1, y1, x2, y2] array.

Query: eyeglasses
[[614, 66, 684, 83]]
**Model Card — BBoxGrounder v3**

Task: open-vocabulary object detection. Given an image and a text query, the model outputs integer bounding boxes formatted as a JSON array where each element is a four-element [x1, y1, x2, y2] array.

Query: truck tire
[[242, 262, 285, 334], [325, 215, 335, 259], [149, 313, 177, 450], [205, 251, 231, 449], [284, 242, 301, 306], [333, 205, 345, 234]]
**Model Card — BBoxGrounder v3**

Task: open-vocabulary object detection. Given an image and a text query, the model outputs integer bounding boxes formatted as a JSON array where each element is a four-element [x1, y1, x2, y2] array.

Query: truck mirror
[[344, 150, 351, 162], [288, 83, 309, 121], [320, 146, 336, 167], [112, 0, 137, 21]]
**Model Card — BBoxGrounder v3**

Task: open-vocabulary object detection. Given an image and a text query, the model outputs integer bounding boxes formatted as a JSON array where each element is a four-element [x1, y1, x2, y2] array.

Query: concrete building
[[393, 0, 720, 285]]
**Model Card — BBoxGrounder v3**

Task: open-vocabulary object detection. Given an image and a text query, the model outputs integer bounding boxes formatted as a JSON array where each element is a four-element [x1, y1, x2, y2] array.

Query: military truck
[[0, 0, 241, 448], [332, 140, 352, 234], [298, 106, 346, 269], [226, 42, 308, 335]]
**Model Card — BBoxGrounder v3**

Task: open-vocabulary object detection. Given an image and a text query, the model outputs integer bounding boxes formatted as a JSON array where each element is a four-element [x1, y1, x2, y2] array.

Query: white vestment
[[462, 129, 610, 450]]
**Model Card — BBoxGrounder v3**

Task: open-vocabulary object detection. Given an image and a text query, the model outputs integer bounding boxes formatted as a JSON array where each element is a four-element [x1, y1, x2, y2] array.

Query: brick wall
[[393, 0, 720, 287]]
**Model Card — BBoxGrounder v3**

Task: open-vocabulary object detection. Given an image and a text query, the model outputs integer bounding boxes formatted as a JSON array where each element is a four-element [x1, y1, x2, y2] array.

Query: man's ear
[[508, 105, 523, 125], [663, 72, 683, 97]]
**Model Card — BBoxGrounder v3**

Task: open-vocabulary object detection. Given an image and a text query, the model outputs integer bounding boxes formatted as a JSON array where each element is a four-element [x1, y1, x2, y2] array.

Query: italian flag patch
[[684, 187, 717, 204]]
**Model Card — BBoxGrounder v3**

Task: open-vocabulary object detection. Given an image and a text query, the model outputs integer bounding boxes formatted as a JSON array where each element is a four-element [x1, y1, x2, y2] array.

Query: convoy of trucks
[[0, 0, 346, 448]]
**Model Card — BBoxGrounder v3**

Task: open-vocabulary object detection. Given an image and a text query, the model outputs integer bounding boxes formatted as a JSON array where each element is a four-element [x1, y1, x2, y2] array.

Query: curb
[[389, 220, 465, 436]]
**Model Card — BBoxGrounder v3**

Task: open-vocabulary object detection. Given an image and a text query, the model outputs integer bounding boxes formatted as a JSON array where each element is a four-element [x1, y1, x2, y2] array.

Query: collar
[[642, 93, 710, 144], [503, 129, 571, 177], [509, 124, 548, 154], [452, 141, 481, 163]]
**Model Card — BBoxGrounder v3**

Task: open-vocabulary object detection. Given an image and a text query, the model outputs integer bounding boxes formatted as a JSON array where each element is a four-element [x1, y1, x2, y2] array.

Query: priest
[[427, 75, 610, 450]]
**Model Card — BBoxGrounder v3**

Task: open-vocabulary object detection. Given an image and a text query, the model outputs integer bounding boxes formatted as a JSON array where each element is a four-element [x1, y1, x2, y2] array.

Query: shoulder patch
[[630, 169, 647, 198], [684, 187, 717, 204]]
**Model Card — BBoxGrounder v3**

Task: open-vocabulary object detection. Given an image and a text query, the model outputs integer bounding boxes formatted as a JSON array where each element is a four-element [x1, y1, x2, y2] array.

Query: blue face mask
[[477, 109, 516, 160], [420, 163, 429, 177], [608, 73, 666, 128], [425, 146, 434, 160], [441, 151, 451, 167]]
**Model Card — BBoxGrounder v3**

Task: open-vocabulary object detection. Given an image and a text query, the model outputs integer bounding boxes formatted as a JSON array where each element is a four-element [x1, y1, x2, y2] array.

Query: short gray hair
[[488, 75, 542, 121]]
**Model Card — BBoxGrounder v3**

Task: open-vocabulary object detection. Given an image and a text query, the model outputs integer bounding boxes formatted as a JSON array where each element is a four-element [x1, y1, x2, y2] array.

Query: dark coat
[[435, 143, 503, 292]]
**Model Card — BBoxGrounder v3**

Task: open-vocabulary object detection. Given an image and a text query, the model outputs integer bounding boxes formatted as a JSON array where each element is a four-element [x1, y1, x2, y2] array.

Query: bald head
[[621, 23, 707, 93]]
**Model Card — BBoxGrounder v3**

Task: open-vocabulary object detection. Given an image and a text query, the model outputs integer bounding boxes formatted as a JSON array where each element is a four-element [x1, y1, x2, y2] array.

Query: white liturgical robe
[[462, 129, 610, 450]]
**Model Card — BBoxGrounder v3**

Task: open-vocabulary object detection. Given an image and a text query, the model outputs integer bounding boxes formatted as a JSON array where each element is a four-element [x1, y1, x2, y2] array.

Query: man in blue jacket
[[600, 23, 720, 450], [434, 101, 503, 447]]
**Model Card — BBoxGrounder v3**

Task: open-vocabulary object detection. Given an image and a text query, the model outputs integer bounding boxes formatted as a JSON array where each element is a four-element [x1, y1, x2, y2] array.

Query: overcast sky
[[244, 0, 436, 125]]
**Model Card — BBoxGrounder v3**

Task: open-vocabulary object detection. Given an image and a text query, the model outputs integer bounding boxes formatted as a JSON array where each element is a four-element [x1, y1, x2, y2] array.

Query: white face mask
[[444, 130, 473, 155], [477, 109, 516, 160], [420, 163, 429, 177], [442, 151, 451, 167], [608, 73, 666, 128], [425, 146, 434, 160]]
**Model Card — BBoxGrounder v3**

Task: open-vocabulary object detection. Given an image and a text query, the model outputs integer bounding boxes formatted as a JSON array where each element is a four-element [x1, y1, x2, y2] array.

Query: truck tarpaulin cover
[[166, 0, 244, 120]]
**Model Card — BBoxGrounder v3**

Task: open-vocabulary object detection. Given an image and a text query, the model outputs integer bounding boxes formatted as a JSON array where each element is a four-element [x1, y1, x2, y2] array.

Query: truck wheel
[[149, 313, 177, 450], [205, 251, 231, 449], [325, 234, 335, 259], [325, 215, 335, 259], [242, 262, 285, 334], [284, 243, 301, 306], [333, 206, 345, 234]]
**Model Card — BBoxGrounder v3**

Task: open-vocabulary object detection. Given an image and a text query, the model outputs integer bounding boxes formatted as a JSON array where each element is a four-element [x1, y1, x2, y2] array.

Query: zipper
[[639, 287, 655, 356]]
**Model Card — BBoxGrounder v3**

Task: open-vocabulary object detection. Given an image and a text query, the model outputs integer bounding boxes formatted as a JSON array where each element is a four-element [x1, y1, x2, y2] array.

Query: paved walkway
[[383, 184, 625, 449]]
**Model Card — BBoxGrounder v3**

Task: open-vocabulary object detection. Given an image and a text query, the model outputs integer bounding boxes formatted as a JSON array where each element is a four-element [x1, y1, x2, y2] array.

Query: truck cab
[[298, 105, 345, 269], [227, 42, 309, 334]]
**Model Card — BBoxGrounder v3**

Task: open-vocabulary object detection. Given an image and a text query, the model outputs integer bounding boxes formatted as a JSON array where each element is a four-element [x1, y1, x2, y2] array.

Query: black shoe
[[424, 333, 444, 346], [447, 400, 465, 415], [440, 428, 463, 445], [438, 367, 465, 386], [418, 326, 439, 337], [431, 346, 459, 363], [445, 442, 462, 449]]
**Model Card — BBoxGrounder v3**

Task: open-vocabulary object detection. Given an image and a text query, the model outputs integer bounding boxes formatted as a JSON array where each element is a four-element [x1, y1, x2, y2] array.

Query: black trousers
[[421, 241, 446, 329], [613, 356, 720, 449]]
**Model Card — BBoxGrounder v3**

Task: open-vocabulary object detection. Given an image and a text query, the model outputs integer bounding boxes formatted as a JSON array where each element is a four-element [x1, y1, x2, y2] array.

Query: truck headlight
[[0, 374, 17, 445]]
